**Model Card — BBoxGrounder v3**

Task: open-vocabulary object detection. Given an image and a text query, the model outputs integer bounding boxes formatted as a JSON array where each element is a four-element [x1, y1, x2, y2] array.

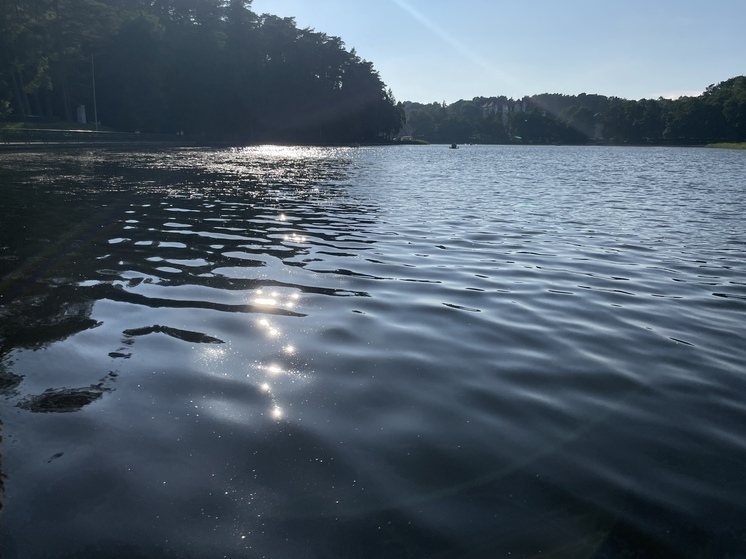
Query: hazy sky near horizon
[[251, 0, 745, 104]]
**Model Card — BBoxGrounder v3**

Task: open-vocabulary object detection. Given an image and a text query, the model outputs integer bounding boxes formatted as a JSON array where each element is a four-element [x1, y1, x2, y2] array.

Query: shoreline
[[0, 140, 199, 152], [2, 138, 743, 153]]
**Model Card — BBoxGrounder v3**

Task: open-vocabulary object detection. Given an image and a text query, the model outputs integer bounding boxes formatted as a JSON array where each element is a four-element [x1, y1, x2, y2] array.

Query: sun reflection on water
[[201, 345, 228, 362], [284, 233, 307, 243], [244, 288, 309, 421], [240, 145, 334, 160], [265, 364, 283, 376], [191, 285, 307, 422]]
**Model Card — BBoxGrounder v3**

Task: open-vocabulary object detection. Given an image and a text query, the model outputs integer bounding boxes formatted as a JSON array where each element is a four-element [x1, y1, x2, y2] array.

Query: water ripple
[[1, 146, 745, 557]]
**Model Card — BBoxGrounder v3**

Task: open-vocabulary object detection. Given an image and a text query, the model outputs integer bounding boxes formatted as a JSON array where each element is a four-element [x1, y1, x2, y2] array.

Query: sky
[[251, 0, 745, 104]]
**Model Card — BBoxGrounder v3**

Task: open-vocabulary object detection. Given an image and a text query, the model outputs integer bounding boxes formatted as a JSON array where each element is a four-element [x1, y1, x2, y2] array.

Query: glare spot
[[254, 298, 277, 306], [261, 383, 271, 393], [284, 345, 296, 354], [202, 346, 226, 360], [271, 407, 283, 419], [279, 213, 287, 221], [267, 364, 283, 376], [284, 233, 307, 243]]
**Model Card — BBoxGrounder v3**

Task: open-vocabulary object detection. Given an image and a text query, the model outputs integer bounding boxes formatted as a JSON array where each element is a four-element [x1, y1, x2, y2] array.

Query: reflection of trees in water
[[0, 357, 22, 394], [0, 154, 139, 413], [17, 382, 114, 413], [0, 155, 112, 278], [0, 292, 110, 413], [0, 294, 98, 354]]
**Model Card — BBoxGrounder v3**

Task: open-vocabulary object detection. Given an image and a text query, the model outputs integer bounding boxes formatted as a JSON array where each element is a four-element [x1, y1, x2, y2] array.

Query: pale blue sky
[[251, 0, 745, 104]]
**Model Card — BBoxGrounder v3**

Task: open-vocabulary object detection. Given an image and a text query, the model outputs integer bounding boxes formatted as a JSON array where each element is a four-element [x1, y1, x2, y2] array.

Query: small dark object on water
[[47, 452, 64, 463], [450, 143, 458, 149]]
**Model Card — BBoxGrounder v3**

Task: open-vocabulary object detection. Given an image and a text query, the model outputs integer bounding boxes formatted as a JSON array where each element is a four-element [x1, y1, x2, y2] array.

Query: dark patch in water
[[122, 324, 225, 344], [17, 385, 110, 413], [0, 368, 23, 394], [713, 292, 746, 301], [47, 452, 64, 463], [88, 282, 307, 316], [442, 302, 481, 312], [670, 337, 695, 346]]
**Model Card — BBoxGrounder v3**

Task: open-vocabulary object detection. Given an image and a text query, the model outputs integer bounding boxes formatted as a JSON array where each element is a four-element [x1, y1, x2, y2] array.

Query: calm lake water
[[1, 144, 745, 558]]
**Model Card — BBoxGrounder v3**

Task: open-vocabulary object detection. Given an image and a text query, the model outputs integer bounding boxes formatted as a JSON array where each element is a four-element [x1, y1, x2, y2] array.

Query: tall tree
[[96, 13, 167, 132], [0, 0, 51, 118]]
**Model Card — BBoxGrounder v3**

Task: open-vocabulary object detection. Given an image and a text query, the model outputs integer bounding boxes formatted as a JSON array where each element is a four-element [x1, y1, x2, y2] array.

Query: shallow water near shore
[[1, 144, 745, 557]]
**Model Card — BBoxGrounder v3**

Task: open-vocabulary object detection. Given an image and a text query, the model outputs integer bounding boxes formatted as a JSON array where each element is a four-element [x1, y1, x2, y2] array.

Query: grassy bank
[[0, 120, 118, 132], [0, 120, 198, 150], [706, 142, 746, 150]]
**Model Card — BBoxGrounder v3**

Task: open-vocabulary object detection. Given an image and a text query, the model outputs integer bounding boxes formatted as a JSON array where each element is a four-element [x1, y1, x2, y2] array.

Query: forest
[[0, 0, 405, 143], [402, 76, 746, 146]]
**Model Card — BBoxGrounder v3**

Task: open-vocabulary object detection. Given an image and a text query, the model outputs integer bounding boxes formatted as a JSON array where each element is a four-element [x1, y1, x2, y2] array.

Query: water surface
[[1, 145, 745, 557]]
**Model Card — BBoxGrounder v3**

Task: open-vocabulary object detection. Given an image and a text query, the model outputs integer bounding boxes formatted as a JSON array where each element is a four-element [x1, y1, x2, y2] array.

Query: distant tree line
[[0, 0, 405, 143], [403, 76, 746, 145]]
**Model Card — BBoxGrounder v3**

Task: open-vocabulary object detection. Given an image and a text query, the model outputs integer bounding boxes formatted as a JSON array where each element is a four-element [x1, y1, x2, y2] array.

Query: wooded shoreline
[[2, 121, 744, 153], [0, 129, 417, 152]]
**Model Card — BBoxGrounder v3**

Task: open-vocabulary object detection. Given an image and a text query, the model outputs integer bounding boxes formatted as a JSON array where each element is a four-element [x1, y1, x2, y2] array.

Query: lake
[[1, 144, 745, 558]]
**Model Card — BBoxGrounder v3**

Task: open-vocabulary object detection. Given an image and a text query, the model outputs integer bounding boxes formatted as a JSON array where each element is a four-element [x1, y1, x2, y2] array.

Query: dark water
[[1, 145, 745, 558]]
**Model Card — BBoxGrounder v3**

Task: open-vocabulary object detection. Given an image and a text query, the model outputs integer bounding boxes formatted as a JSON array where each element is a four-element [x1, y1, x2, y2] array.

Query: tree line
[[402, 76, 746, 145], [0, 0, 405, 143]]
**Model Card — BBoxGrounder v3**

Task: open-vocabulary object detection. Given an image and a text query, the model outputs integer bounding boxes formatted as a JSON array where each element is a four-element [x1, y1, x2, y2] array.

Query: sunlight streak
[[389, 0, 520, 92]]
